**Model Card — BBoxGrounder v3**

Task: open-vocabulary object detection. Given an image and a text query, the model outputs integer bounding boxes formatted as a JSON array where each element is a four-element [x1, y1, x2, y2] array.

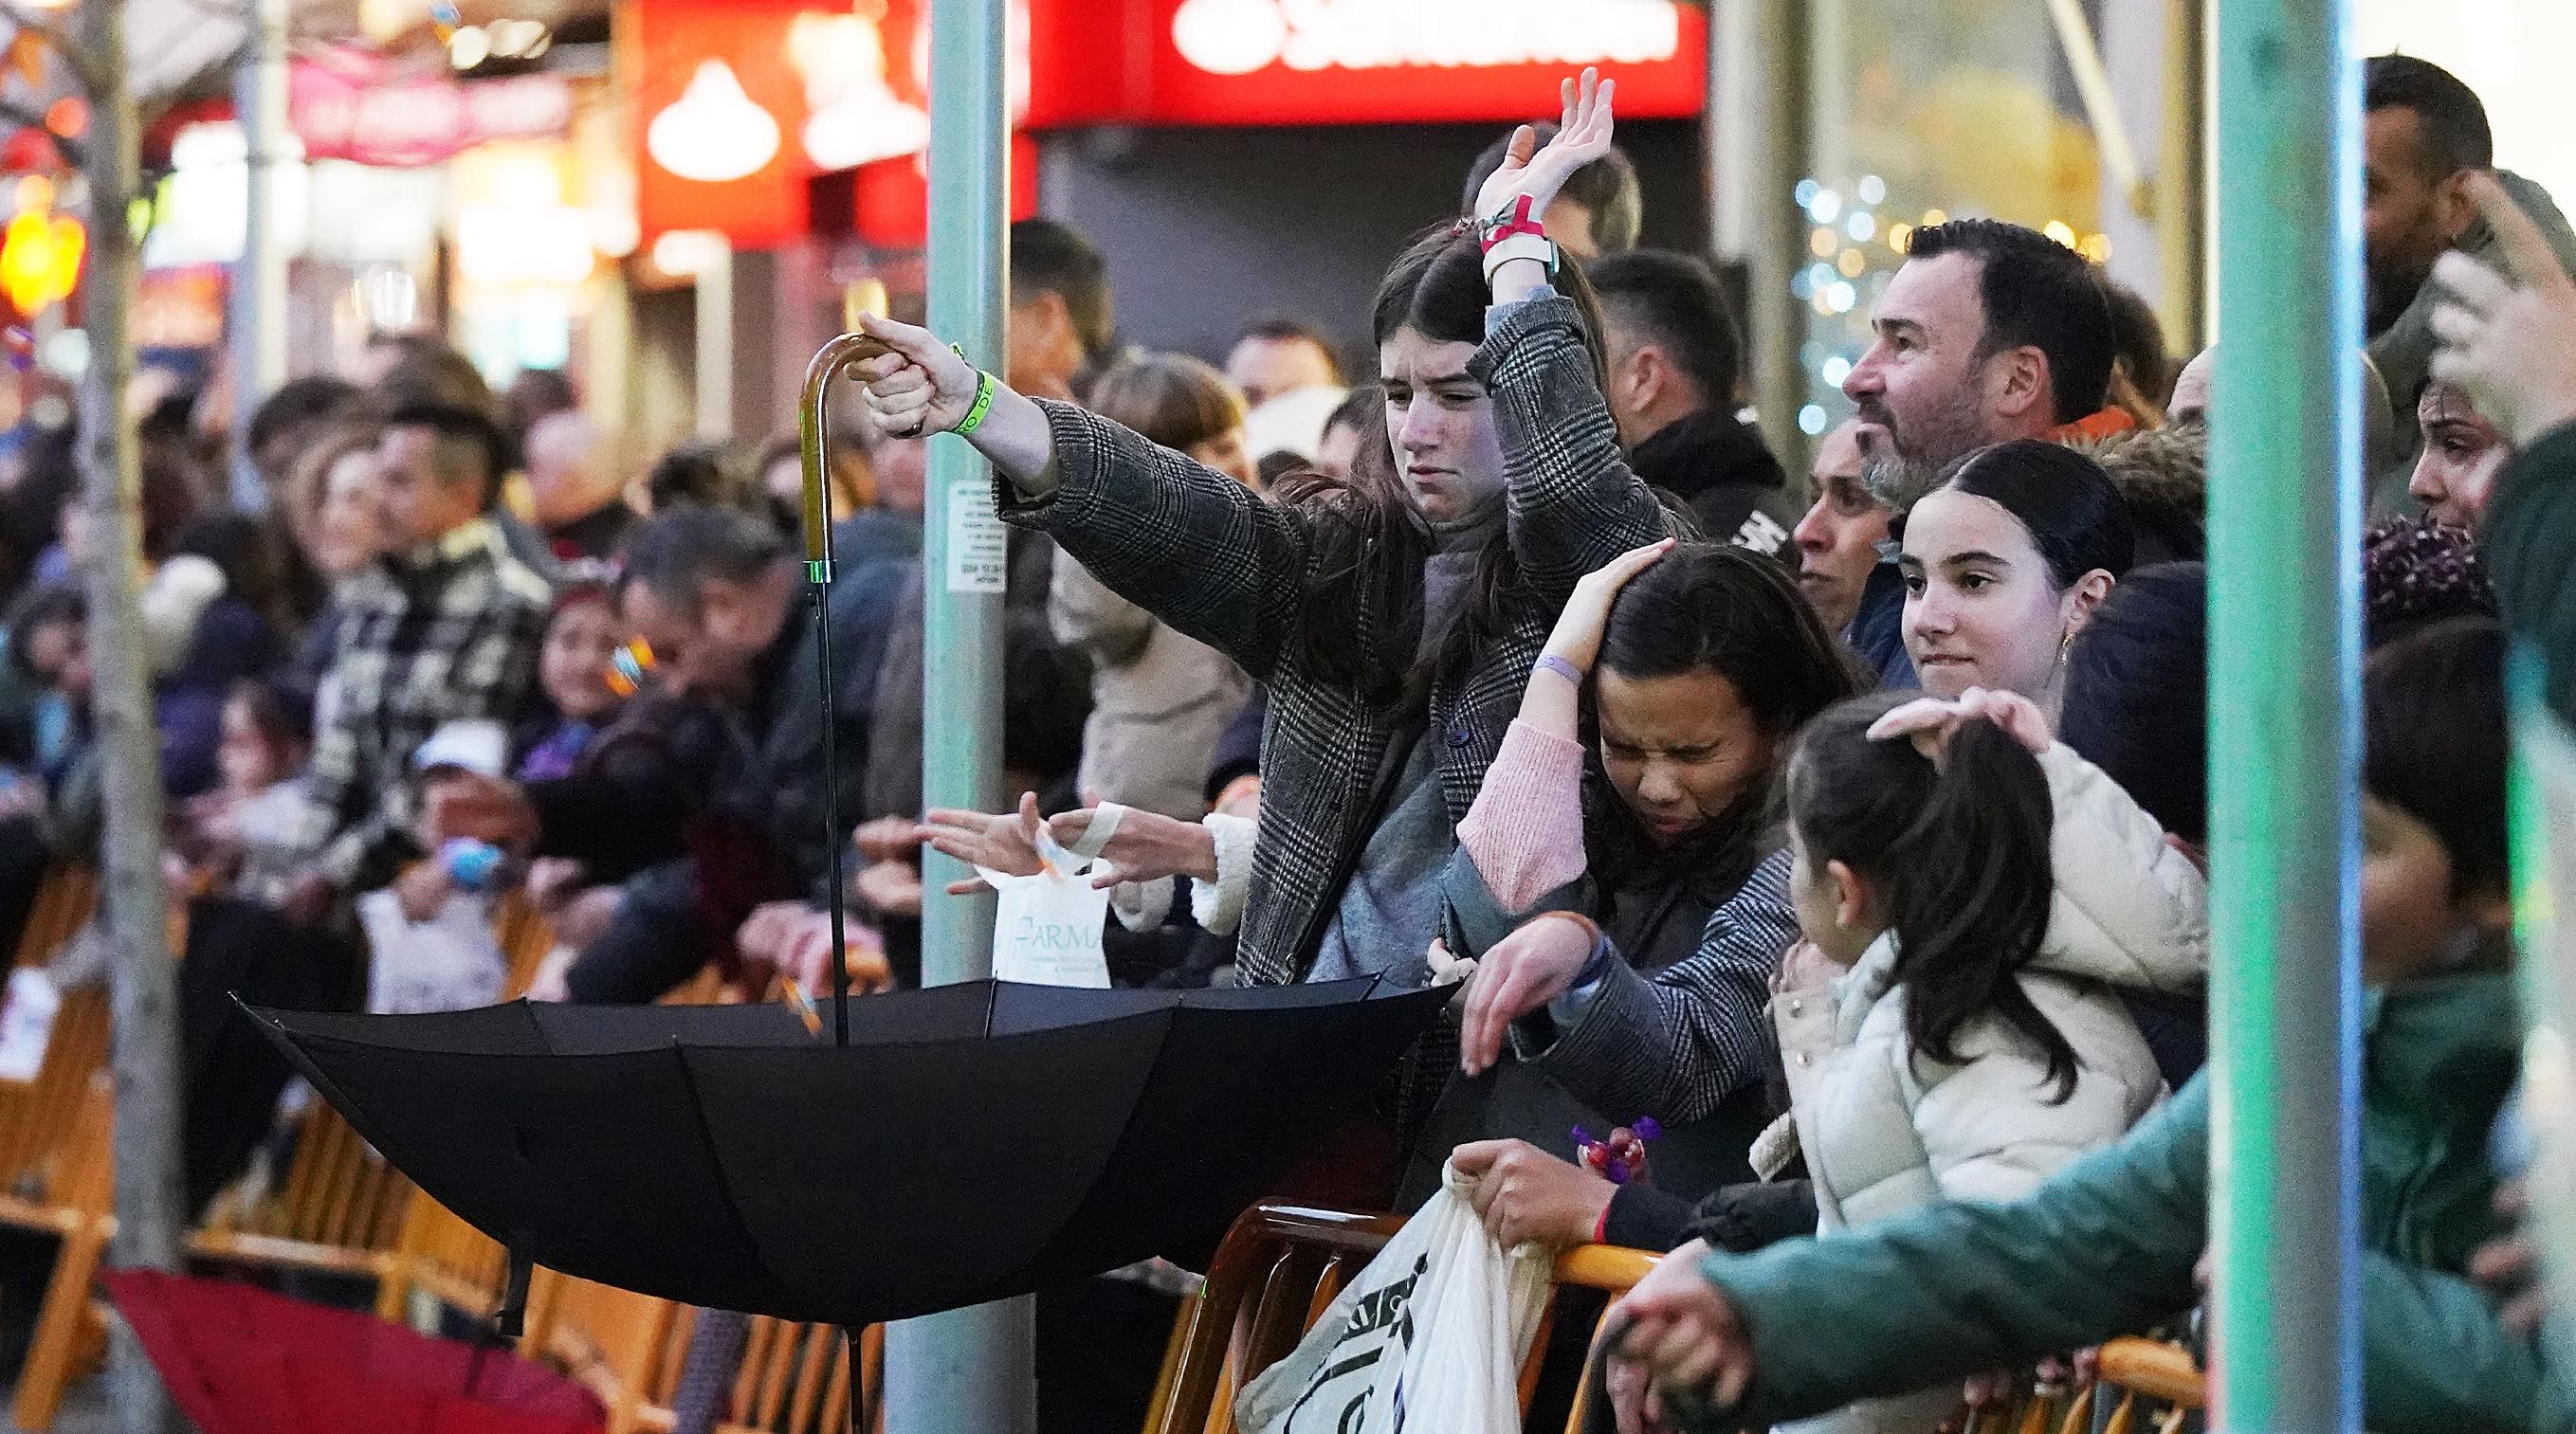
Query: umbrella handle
[[497, 1241, 535, 1340], [803, 336, 881, 1046]]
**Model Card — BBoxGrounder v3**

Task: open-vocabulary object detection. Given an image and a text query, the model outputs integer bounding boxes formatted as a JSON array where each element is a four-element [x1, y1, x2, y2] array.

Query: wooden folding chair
[[2077, 1337, 2203, 1434], [522, 1272, 685, 1434], [187, 1098, 415, 1285], [1143, 1201, 1658, 1434], [374, 1183, 513, 1327], [2, 1071, 111, 1432]]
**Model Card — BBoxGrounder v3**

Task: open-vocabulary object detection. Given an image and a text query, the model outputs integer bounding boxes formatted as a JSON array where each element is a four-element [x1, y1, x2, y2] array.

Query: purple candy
[[1633, 1117, 1662, 1142]]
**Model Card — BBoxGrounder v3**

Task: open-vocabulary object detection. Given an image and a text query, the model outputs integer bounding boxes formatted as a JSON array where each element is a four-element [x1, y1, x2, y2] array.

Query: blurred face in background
[[22, 618, 88, 702], [540, 598, 623, 722], [1188, 427, 1257, 489], [309, 448, 387, 580], [1313, 416, 1364, 481], [524, 412, 620, 529], [1225, 334, 1340, 408], [2363, 106, 2476, 332], [375, 427, 488, 553], [1792, 421, 1890, 635], [1380, 327, 1507, 528], [2409, 382, 2508, 532]]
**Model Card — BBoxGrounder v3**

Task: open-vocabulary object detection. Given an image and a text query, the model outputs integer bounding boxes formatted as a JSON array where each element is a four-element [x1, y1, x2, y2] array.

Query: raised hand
[[1471, 66, 1619, 224], [1046, 806, 1221, 889], [1865, 685, 2053, 763], [850, 313, 983, 439], [1543, 539, 1674, 678], [2430, 173, 2576, 447]]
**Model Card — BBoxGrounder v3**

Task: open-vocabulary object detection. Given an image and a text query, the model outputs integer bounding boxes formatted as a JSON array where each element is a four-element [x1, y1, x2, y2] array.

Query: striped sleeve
[[1519, 848, 1796, 1124]]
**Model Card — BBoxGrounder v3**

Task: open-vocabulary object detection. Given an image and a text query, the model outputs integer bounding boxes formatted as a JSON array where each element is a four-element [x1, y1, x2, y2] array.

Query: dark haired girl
[[850, 74, 1669, 1010], [1758, 685, 2201, 1431], [1434, 538, 1861, 1213], [1901, 438, 2135, 709]]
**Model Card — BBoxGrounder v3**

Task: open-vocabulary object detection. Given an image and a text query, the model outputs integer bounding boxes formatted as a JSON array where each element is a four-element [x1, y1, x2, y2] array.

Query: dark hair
[[2058, 561, 2207, 844], [1322, 384, 1378, 443], [2365, 53, 2494, 176], [1234, 314, 1346, 385], [382, 400, 507, 507], [1588, 249, 1745, 409], [1086, 353, 1247, 454], [225, 677, 313, 757], [1010, 218, 1114, 364], [2101, 279, 2173, 409], [1904, 219, 2115, 424], [1934, 440, 2135, 588], [2364, 515, 2494, 648], [646, 438, 752, 514], [2075, 426, 2205, 565], [1789, 691, 2077, 1099], [135, 457, 205, 564], [1275, 225, 1617, 708], [1461, 124, 1642, 252], [1587, 544, 1864, 893], [1001, 608, 1092, 786], [6, 583, 85, 686], [1600, 543, 1860, 728], [247, 375, 360, 463], [2366, 616, 2508, 899], [618, 505, 791, 622], [172, 511, 296, 639]]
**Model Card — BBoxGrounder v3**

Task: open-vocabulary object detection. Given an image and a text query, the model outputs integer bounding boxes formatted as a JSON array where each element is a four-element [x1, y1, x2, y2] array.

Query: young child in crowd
[[361, 720, 518, 1015], [1745, 683, 2206, 1434], [1609, 619, 2526, 1434], [514, 580, 624, 784], [174, 679, 314, 907]]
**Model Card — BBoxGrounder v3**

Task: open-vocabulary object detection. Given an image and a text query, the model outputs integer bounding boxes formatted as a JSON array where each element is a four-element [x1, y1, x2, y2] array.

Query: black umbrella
[[245, 977, 1444, 1330]]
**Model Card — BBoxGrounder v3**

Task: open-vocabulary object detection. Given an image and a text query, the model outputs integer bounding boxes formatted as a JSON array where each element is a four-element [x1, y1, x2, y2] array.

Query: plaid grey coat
[[1002, 295, 1671, 986]]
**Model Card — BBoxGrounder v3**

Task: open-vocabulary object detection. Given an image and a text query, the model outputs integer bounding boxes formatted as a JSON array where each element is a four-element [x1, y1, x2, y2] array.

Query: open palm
[[1473, 66, 1618, 223]]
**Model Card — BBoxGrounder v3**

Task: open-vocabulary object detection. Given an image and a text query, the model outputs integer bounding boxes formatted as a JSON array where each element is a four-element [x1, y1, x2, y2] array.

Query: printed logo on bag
[[1284, 1253, 1427, 1433]]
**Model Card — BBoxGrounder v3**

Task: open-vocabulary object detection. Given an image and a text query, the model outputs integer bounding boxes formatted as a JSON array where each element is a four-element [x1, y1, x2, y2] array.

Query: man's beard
[[1860, 390, 1995, 515]]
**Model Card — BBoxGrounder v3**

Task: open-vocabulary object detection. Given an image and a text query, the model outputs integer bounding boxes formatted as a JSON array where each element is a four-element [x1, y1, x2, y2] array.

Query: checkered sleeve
[[1472, 293, 1677, 603], [318, 567, 547, 890], [1520, 847, 1796, 1124], [997, 401, 1316, 680]]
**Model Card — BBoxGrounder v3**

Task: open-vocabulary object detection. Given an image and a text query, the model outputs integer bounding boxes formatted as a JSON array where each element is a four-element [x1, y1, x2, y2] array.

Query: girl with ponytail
[[1764, 685, 2203, 1434]]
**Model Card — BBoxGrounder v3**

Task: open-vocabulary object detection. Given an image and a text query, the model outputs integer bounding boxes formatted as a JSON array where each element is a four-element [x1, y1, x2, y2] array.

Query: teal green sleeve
[[2488, 421, 2576, 729], [1688, 1080, 2210, 1428], [2357, 1256, 2558, 1432]]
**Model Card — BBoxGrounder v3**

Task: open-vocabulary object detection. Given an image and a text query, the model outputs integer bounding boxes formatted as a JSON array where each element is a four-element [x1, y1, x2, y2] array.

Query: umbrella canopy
[[104, 1269, 604, 1434], [247, 977, 1446, 1329]]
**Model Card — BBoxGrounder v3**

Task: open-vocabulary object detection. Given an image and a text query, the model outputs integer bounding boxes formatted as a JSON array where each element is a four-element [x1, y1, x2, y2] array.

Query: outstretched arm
[[849, 315, 1316, 676]]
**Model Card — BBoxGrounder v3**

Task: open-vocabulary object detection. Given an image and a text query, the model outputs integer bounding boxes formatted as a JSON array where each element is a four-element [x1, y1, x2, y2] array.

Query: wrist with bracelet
[[948, 342, 999, 438], [1476, 194, 1560, 284], [1535, 909, 1613, 988]]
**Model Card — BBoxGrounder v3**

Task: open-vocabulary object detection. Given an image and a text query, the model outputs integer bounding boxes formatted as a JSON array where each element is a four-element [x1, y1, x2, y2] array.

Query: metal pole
[[2205, 0, 2362, 1427], [1711, 0, 1808, 469], [228, 0, 289, 511], [881, 0, 1031, 1424]]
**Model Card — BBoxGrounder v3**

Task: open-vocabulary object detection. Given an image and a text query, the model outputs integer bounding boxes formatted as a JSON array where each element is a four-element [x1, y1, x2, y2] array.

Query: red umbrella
[[103, 1270, 604, 1434]]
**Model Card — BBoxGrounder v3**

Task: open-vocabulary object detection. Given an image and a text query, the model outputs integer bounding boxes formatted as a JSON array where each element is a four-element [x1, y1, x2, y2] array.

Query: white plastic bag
[[357, 889, 510, 1015], [1236, 1160, 1554, 1434], [0, 968, 61, 1082], [978, 809, 1123, 989]]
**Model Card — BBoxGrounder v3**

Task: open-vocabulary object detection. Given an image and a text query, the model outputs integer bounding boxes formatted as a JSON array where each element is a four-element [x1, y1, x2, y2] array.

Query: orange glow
[[1, 210, 84, 315]]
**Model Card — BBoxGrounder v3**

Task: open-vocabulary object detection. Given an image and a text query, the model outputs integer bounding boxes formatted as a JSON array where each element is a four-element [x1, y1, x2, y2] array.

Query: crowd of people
[[0, 44, 2567, 1434]]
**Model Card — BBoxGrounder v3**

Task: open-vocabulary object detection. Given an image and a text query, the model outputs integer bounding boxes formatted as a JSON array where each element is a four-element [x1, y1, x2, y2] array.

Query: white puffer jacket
[[1769, 743, 2207, 1434]]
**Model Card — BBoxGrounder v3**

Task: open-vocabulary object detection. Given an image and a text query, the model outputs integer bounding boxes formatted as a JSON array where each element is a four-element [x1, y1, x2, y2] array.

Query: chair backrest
[[376, 1185, 512, 1324], [0, 869, 108, 1210], [634, 1312, 868, 1434], [493, 890, 557, 1000], [1147, 1202, 1657, 1434], [203, 1099, 414, 1259], [2086, 1336, 2202, 1434]]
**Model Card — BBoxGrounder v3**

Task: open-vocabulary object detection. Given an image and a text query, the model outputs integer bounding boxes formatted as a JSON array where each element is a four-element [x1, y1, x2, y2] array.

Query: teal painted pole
[[881, 0, 1034, 1424], [2206, 0, 2363, 1427]]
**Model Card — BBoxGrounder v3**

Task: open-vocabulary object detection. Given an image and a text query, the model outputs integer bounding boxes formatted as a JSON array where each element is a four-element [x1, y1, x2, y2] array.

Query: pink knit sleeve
[[1457, 720, 1592, 911]]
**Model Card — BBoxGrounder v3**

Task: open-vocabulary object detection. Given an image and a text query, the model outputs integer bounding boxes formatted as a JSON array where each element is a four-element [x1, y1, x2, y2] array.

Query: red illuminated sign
[[1024, 0, 1708, 128], [629, 0, 812, 245]]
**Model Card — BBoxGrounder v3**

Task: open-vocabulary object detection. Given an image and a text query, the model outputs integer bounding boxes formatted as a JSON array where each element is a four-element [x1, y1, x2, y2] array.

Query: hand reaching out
[[850, 314, 982, 439], [1865, 686, 2053, 763], [2431, 173, 2576, 447], [1472, 67, 1619, 224], [1605, 1239, 1754, 1421]]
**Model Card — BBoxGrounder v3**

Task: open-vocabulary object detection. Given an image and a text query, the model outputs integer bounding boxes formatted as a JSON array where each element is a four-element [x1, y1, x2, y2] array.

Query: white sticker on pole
[[946, 478, 1009, 593]]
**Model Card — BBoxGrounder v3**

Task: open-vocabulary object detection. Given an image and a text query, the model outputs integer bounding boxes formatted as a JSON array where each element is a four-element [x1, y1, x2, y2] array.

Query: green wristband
[[953, 369, 998, 438]]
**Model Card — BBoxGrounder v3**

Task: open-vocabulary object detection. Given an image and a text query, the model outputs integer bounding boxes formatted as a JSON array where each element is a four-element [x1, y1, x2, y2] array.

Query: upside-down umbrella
[[103, 1269, 605, 1434], [245, 977, 1446, 1331]]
